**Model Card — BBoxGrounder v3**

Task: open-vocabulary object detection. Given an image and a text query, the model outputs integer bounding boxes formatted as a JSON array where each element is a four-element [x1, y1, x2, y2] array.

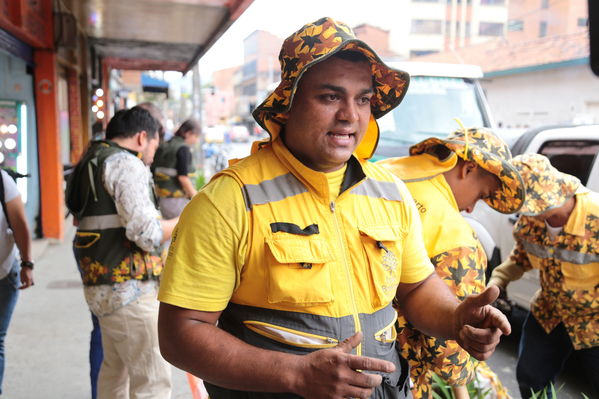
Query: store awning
[[78, 0, 254, 73], [141, 73, 169, 95]]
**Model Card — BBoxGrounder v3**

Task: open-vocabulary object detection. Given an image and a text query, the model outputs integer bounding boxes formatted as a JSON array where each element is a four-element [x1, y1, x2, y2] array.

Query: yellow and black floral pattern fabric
[[510, 193, 599, 350], [511, 153, 581, 216]]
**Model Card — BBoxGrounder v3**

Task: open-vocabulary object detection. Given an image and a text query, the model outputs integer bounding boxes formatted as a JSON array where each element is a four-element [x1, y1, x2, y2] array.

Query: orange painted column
[[34, 49, 64, 240]]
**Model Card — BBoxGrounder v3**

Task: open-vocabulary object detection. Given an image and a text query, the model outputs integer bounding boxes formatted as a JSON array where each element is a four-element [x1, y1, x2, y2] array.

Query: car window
[[373, 76, 488, 159], [538, 140, 599, 185]]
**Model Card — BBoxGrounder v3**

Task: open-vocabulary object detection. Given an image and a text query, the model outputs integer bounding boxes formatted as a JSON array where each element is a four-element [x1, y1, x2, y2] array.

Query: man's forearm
[[178, 175, 197, 198], [6, 198, 32, 262], [397, 273, 460, 339], [158, 304, 299, 393]]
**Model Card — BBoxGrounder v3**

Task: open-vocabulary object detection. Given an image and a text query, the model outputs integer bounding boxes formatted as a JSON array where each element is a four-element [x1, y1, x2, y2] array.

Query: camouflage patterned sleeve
[[421, 334, 476, 386], [488, 240, 531, 289]]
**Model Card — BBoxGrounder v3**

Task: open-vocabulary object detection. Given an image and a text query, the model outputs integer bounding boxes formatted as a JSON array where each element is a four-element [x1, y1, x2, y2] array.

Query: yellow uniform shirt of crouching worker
[[490, 187, 599, 350], [379, 152, 510, 399]]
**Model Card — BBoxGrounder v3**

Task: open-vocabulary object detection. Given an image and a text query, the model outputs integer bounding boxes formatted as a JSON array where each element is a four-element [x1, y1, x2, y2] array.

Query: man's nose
[[337, 100, 359, 122]]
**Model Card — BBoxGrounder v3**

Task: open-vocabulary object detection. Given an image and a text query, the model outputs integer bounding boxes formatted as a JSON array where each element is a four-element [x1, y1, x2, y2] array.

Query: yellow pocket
[[74, 232, 101, 248], [561, 261, 599, 290], [266, 234, 334, 305], [359, 225, 403, 308], [375, 312, 398, 343], [244, 320, 338, 348]]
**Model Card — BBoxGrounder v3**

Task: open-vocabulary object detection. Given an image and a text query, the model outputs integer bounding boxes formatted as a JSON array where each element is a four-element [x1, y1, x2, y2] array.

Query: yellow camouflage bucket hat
[[511, 153, 582, 216], [410, 127, 525, 214], [252, 17, 410, 160]]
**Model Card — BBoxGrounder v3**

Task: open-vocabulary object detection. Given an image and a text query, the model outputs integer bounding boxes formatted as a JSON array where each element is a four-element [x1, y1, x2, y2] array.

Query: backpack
[[0, 169, 12, 230]]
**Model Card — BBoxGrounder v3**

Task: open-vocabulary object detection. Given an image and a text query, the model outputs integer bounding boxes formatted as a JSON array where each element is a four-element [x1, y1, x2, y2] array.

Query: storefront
[[0, 28, 40, 232]]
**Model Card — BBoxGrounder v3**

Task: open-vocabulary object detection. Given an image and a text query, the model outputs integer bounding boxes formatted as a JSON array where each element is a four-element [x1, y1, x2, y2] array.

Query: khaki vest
[[153, 136, 195, 198]]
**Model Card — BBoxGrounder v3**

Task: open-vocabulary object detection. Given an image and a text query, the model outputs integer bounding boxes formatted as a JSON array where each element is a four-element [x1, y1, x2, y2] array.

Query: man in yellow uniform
[[378, 128, 523, 398], [157, 17, 511, 399], [488, 153, 599, 398]]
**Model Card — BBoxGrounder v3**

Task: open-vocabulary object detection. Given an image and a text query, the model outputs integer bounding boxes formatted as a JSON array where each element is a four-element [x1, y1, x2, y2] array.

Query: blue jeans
[[0, 259, 20, 395], [517, 312, 599, 398], [90, 313, 103, 399]]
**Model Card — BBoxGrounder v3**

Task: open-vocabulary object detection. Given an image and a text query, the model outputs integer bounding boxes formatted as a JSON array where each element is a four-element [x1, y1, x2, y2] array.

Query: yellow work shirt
[[490, 190, 599, 350], [379, 153, 490, 398]]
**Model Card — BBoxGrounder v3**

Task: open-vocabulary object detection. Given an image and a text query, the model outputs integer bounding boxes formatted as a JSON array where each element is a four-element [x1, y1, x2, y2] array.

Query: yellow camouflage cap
[[252, 17, 410, 160], [511, 153, 581, 216], [409, 127, 525, 214]]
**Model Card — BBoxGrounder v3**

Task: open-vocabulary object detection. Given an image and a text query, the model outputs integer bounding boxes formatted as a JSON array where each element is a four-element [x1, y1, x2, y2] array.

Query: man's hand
[[454, 286, 511, 361], [292, 331, 395, 399], [19, 267, 34, 289]]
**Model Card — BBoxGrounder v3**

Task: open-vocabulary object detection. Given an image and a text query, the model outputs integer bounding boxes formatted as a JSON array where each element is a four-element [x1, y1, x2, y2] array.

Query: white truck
[[371, 62, 494, 160]]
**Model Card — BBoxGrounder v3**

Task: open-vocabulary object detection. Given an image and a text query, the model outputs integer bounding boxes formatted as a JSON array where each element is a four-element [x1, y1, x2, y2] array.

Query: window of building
[[539, 21, 547, 37], [480, 0, 505, 5], [578, 18, 588, 27], [508, 20, 524, 31], [479, 22, 504, 36], [411, 19, 443, 34], [541, 0, 549, 9]]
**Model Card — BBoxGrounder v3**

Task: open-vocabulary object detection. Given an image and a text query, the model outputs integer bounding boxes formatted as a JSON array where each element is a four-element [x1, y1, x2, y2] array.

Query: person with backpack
[[0, 168, 34, 395], [152, 119, 201, 219], [66, 106, 177, 398]]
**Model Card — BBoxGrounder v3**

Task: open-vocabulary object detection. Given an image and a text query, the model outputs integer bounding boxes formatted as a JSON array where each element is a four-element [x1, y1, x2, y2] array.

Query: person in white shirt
[[0, 168, 34, 395]]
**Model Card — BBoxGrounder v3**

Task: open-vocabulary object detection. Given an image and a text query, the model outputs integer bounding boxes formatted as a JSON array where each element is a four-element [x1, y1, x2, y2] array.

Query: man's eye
[[322, 94, 339, 101]]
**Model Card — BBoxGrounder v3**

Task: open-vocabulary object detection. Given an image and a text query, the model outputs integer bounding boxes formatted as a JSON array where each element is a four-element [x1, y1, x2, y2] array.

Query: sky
[[196, 0, 407, 80]]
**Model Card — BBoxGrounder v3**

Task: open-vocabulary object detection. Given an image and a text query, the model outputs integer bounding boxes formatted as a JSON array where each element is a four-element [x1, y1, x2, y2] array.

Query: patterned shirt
[[379, 154, 510, 399], [84, 151, 162, 317], [493, 189, 599, 350]]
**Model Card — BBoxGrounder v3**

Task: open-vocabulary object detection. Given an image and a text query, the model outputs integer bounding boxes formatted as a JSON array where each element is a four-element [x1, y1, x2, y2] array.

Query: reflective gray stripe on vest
[[350, 178, 402, 201], [78, 214, 123, 230], [241, 173, 308, 211], [154, 166, 177, 177], [218, 302, 407, 396], [522, 240, 599, 264]]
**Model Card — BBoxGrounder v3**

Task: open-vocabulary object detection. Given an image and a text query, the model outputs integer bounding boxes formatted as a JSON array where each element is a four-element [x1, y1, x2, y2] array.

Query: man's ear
[[137, 130, 148, 146], [459, 161, 477, 179]]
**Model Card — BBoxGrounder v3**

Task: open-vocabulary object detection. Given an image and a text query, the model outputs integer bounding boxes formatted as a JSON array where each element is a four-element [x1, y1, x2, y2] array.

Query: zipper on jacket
[[330, 201, 363, 356], [243, 320, 338, 348]]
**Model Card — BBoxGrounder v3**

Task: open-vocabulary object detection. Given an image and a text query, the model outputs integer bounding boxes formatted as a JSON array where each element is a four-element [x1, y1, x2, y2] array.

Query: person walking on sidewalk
[[488, 153, 599, 398], [157, 17, 510, 399], [66, 106, 177, 399], [152, 119, 201, 219], [378, 127, 523, 398], [0, 168, 34, 396]]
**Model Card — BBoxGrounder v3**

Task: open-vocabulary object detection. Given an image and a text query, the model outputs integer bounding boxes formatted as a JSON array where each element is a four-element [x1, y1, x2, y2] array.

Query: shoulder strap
[[0, 170, 11, 230]]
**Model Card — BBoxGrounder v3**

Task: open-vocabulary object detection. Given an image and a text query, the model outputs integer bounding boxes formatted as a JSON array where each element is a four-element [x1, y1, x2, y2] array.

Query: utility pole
[[192, 63, 205, 183]]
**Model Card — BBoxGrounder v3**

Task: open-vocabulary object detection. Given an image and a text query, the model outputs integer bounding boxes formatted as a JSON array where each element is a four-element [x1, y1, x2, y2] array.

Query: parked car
[[204, 125, 227, 143], [469, 124, 599, 311], [229, 125, 250, 142]]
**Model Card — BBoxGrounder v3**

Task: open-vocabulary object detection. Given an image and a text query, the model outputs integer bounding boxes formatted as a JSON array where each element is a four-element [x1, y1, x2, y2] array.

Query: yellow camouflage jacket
[[379, 154, 498, 398], [494, 190, 599, 350]]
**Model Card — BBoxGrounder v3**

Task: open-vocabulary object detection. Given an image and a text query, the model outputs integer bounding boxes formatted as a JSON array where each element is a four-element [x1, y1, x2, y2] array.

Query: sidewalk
[[4, 224, 191, 398]]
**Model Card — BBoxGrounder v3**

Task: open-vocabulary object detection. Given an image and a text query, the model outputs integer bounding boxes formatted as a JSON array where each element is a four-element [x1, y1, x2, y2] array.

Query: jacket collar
[[271, 138, 366, 201]]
